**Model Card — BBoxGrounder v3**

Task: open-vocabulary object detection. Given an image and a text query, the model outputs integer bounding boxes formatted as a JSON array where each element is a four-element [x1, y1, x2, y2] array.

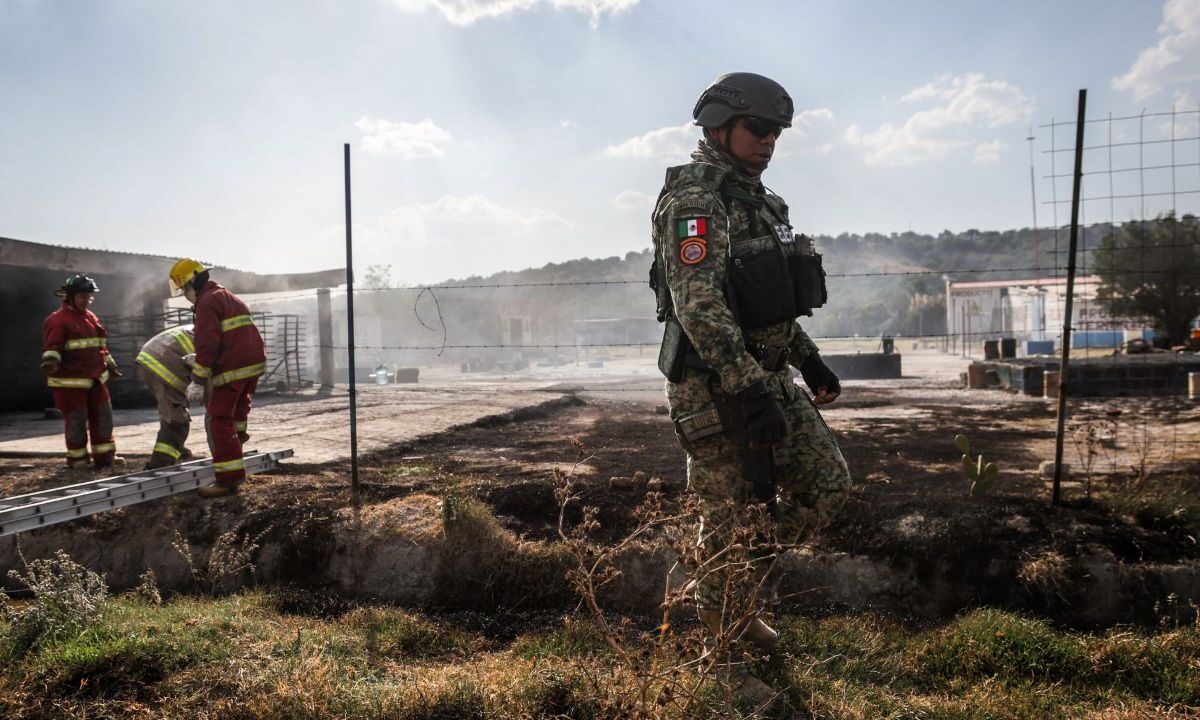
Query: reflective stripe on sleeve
[[172, 329, 196, 355], [64, 337, 107, 350], [220, 315, 255, 332], [192, 364, 212, 379], [48, 377, 93, 389], [235, 421, 248, 432], [42, 350, 62, 361], [213, 361, 267, 387], [99, 370, 110, 385], [136, 351, 188, 393]]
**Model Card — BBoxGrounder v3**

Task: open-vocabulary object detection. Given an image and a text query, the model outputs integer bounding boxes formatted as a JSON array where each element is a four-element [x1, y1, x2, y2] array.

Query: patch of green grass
[[510, 614, 610, 660], [341, 606, 481, 660], [4, 593, 1199, 719], [512, 667, 601, 719], [918, 608, 1091, 686]]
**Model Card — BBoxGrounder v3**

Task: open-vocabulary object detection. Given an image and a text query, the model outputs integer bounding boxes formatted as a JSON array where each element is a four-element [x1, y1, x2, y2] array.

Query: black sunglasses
[[741, 117, 784, 139]]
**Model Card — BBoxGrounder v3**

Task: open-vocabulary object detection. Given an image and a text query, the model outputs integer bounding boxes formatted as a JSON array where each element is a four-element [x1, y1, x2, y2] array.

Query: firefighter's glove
[[39, 358, 59, 377], [800, 354, 841, 401], [105, 356, 123, 378], [182, 353, 196, 368], [736, 380, 789, 449], [186, 382, 205, 406]]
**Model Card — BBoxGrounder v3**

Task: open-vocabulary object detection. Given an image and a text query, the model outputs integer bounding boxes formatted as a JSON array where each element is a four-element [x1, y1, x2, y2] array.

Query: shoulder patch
[[680, 238, 708, 265], [675, 216, 710, 240]]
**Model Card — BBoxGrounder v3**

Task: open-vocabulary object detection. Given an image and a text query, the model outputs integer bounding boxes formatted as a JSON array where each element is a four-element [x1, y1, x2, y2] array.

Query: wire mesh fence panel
[[1035, 104, 1200, 502]]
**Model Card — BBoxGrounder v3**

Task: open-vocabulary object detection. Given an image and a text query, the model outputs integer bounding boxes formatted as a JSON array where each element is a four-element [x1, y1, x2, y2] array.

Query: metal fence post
[[1052, 89, 1087, 506]]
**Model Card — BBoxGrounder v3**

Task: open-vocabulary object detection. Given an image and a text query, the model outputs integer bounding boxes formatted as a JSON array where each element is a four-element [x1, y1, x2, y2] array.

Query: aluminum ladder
[[0, 450, 293, 537]]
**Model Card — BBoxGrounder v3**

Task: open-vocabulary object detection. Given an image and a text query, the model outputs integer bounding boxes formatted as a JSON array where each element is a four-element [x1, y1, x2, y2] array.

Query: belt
[[684, 343, 790, 374], [748, 344, 790, 371]]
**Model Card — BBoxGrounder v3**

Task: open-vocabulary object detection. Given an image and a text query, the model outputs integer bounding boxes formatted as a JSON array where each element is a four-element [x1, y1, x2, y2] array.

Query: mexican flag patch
[[677, 217, 708, 238]]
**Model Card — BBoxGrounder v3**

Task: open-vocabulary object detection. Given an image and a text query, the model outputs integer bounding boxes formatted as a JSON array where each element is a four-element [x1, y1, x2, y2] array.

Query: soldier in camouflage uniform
[[650, 72, 851, 695]]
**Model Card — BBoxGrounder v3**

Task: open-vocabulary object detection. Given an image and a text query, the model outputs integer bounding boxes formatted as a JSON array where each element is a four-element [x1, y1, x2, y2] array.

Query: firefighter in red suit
[[169, 259, 266, 498], [40, 274, 124, 471]]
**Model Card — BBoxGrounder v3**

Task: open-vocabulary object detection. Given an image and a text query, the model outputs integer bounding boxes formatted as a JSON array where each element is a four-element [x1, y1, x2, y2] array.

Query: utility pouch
[[658, 318, 691, 383], [789, 252, 828, 316], [728, 243, 797, 329], [674, 407, 724, 442]]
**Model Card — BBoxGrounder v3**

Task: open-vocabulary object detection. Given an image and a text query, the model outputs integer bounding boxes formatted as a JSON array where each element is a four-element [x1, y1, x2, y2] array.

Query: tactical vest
[[650, 162, 827, 331]]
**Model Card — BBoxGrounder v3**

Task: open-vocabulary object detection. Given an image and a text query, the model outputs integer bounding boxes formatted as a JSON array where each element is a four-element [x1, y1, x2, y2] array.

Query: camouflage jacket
[[653, 140, 820, 413]]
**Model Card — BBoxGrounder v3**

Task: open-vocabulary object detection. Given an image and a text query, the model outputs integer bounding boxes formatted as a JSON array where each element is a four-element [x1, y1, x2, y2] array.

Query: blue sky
[[1, 0, 1198, 283]]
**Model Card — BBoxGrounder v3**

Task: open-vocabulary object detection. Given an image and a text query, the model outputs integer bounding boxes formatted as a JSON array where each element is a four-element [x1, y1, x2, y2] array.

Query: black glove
[[735, 380, 789, 447], [800, 354, 841, 397]]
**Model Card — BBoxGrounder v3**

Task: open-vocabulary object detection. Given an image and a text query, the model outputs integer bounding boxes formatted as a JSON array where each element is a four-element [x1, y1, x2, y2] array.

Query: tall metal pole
[[344, 143, 360, 504], [1027, 128, 1040, 283], [1052, 89, 1087, 506]]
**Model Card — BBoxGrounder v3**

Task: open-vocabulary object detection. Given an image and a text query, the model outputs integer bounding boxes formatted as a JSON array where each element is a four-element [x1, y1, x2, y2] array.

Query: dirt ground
[[3, 350, 1199, 626]]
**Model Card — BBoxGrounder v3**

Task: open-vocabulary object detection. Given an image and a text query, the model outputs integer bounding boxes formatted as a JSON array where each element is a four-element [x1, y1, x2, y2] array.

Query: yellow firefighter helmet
[[168, 258, 208, 297]]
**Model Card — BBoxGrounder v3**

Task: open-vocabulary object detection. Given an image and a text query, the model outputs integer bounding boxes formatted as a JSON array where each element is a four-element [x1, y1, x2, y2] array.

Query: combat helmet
[[692, 72, 794, 129]]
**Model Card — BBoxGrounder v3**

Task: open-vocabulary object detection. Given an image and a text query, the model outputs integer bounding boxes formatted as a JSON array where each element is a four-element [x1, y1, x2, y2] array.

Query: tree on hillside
[[362, 264, 393, 290], [1093, 213, 1200, 345]]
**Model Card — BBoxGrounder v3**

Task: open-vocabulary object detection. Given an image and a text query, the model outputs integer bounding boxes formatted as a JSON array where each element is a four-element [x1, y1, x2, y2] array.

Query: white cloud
[[846, 74, 1033, 166], [780, 108, 842, 156], [1154, 90, 1200, 138], [613, 189, 655, 211], [356, 117, 453, 158], [389, 0, 637, 27], [328, 194, 576, 282], [604, 122, 695, 161], [1113, 0, 1200, 100], [560, 119, 580, 128], [972, 140, 1005, 164]]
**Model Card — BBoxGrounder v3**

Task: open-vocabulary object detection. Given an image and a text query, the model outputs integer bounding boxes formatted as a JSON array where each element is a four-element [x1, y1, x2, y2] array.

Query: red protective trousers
[[206, 377, 257, 486], [52, 383, 115, 465]]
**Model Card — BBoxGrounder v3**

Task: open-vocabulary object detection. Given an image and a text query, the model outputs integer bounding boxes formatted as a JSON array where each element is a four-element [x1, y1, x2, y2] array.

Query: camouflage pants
[[669, 371, 851, 610]]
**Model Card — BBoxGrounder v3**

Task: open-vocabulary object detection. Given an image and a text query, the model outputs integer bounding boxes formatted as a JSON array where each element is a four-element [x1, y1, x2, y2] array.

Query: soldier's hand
[[800, 354, 841, 405], [736, 380, 789, 448]]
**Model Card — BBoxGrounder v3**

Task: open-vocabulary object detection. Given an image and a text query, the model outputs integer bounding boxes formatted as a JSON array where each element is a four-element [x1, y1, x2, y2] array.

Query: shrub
[[1, 549, 108, 658]]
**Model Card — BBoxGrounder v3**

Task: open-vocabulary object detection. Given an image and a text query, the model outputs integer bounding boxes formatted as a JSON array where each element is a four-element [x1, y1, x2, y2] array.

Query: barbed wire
[[235, 264, 1200, 307]]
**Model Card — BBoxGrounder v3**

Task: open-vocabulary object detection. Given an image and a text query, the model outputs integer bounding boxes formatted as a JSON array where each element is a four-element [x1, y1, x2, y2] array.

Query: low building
[[944, 275, 1151, 353]]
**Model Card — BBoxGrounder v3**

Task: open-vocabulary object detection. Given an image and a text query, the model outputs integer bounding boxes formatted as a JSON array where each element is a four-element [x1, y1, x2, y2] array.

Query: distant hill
[[425, 223, 1116, 339]]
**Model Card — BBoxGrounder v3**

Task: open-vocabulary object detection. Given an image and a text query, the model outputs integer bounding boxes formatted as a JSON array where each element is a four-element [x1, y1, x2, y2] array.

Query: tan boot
[[197, 484, 238, 499], [701, 609, 780, 652], [743, 616, 780, 651]]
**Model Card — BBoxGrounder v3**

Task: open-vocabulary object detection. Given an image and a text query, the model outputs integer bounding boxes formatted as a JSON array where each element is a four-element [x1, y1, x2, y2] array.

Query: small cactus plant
[[955, 434, 998, 497]]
